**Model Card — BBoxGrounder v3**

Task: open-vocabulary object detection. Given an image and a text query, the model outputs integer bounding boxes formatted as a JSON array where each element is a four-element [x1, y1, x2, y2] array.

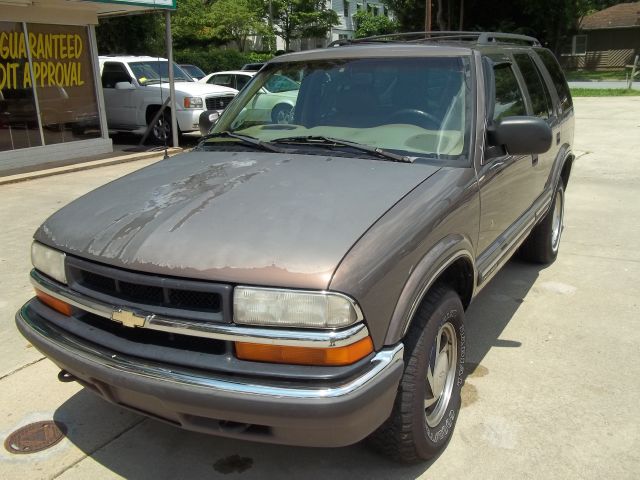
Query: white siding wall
[[275, 0, 391, 51], [330, 0, 390, 42]]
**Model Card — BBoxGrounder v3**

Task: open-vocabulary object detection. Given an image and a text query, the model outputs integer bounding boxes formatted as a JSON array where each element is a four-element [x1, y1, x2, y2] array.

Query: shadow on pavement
[[464, 258, 546, 370], [110, 132, 200, 152], [53, 258, 546, 479]]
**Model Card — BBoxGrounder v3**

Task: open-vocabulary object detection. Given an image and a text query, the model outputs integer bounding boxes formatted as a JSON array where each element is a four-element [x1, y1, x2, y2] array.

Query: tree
[[383, 0, 631, 55], [210, 0, 267, 52], [353, 11, 399, 38], [272, 0, 339, 51], [97, 13, 164, 55], [172, 0, 215, 48]]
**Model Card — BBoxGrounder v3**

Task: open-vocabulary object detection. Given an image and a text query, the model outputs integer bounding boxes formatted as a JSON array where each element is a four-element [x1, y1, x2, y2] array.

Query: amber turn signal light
[[235, 336, 374, 366], [35, 289, 72, 316]]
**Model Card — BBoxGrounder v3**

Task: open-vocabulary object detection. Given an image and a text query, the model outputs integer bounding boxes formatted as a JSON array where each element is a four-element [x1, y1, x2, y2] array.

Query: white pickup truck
[[99, 56, 237, 143]]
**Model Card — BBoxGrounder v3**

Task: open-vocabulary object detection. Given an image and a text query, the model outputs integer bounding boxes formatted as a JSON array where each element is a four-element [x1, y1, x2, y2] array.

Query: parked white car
[[200, 70, 299, 124], [99, 56, 237, 143]]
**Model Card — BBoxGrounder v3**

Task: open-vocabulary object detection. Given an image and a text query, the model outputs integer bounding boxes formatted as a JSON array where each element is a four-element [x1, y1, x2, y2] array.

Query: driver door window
[[101, 62, 135, 127], [101, 62, 132, 89]]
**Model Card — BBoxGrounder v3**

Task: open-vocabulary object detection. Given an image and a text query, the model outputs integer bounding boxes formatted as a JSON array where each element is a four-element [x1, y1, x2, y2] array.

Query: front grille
[[205, 95, 234, 110], [79, 312, 227, 356], [66, 256, 232, 323]]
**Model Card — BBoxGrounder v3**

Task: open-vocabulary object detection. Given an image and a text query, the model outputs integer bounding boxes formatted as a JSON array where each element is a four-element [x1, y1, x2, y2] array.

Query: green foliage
[[570, 88, 640, 97], [97, 13, 164, 56], [382, 0, 427, 31], [272, 0, 340, 50], [209, 0, 268, 52], [172, 0, 219, 48], [173, 48, 273, 74], [565, 70, 627, 81], [383, 0, 632, 54], [353, 11, 399, 38]]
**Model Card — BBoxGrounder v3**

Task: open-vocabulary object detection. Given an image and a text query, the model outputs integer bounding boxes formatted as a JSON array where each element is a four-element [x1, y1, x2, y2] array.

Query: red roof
[[581, 2, 640, 30]]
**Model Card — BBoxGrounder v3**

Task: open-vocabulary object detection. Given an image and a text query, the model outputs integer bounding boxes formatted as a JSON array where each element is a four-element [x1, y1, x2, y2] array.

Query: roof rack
[[329, 31, 541, 48]]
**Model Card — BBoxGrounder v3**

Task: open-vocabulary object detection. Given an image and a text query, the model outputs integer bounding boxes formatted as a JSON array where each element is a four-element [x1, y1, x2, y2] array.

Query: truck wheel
[[149, 110, 178, 145], [368, 286, 465, 463], [271, 104, 292, 124], [520, 182, 565, 264]]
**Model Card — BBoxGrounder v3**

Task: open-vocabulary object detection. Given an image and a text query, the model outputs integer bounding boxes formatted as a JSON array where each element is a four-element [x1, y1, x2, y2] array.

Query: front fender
[[383, 236, 476, 346]]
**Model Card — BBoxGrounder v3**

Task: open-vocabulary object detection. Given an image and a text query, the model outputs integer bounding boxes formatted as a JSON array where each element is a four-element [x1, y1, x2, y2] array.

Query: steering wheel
[[389, 109, 441, 129]]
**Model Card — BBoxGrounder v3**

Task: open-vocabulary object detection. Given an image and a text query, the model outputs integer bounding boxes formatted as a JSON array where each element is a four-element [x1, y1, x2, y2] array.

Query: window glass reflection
[[0, 22, 42, 151], [27, 23, 100, 144]]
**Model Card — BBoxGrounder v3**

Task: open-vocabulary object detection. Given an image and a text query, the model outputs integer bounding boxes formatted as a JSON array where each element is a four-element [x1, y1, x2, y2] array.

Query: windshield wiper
[[198, 131, 285, 153], [271, 136, 413, 163]]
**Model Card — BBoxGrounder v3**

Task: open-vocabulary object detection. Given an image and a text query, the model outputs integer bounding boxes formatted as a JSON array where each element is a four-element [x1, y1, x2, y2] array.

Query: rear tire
[[520, 182, 565, 264], [368, 286, 465, 463]]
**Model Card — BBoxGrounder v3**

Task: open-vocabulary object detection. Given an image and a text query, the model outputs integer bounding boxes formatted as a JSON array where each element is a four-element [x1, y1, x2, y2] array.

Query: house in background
[[274, 0, 390, 51], [563, 1, 640, 70], [329, 0, 390, 44]]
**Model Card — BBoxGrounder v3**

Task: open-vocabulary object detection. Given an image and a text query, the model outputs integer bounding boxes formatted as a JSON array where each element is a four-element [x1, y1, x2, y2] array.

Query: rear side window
[[493, 64, 526, 121], [536, 49, 573, 113], [514, 54, 552, 118]]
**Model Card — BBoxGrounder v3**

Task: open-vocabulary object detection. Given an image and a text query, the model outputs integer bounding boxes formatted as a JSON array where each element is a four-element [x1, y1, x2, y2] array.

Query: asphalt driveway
[[1, 97, 638, 479]]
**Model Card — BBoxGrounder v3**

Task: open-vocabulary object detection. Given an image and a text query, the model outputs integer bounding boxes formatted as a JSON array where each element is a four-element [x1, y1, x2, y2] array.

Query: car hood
[[148, 82, 237, 97], [35, 151, 440, 289]]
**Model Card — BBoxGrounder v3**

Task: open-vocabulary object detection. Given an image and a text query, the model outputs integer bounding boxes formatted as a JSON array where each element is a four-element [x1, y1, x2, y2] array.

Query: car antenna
[[157, 5, 169, 160]]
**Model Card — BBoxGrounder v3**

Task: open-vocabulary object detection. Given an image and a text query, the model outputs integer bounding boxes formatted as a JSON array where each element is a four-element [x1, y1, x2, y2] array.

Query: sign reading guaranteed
[[0, 31, 85, 90]]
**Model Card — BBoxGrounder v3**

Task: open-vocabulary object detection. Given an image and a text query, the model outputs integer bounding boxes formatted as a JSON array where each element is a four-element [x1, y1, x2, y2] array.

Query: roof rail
[[329, 31, 541, 47]]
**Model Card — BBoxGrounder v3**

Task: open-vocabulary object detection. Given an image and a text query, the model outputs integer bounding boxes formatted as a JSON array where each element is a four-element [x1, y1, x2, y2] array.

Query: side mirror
[[489, 116, 552, 155], [114, 81, 135, 90], [199, 110, 220, 136]]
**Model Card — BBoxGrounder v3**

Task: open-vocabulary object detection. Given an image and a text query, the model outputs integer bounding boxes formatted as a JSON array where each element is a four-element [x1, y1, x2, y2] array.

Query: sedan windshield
[[212, 56, 472, 161], [129, 61, 192, 84]]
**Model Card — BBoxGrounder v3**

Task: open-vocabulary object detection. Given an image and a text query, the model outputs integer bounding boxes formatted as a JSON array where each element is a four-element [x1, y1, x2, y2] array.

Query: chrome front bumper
[[16, 303, 404, 446]]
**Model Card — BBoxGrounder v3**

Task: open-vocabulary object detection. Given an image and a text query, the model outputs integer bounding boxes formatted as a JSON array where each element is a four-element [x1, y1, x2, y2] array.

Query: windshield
[[129, 61, 192, 84], [182, 65, 205, 79], [212, 57, 472, 161]]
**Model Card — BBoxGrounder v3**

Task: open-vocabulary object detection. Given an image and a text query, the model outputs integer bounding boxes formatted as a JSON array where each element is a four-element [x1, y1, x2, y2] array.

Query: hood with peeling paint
[[35, 151, 440, 289]]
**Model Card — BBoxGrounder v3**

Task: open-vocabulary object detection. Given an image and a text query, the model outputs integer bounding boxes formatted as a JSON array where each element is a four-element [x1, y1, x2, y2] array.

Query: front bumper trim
[[17, 305, 403, 400]]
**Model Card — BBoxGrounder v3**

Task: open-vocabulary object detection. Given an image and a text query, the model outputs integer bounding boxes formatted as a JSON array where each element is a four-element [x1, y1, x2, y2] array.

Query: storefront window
[[0, 22, 42, 151], [27, 23, 100, 145], [0, 22, 100, 153]]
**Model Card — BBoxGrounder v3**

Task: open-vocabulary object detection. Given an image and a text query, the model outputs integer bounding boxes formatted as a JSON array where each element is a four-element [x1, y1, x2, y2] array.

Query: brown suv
[[16, 32, 574, 462]]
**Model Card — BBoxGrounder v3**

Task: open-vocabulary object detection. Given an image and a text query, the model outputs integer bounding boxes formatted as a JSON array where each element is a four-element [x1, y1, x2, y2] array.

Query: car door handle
[[532, 155, 539, 166], [556, 132, 561, 145]]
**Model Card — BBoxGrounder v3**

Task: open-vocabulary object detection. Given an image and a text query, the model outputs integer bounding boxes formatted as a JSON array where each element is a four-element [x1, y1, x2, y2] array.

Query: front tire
[[271, 103, 293, 124], [368, 286, 465, 463], [149, 110, 178, 145], [520, 182, 565, 264]]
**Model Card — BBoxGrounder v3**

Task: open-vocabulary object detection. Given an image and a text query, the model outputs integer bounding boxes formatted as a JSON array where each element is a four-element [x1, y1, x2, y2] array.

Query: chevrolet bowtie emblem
[[111, 308, 148, 328]]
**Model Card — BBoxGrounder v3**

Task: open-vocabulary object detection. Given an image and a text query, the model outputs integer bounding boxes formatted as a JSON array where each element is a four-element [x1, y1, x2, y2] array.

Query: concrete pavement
[[1, 98, 639, 479]]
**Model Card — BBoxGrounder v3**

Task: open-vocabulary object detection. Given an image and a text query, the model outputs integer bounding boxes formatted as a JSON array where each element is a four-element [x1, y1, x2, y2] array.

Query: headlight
[[31, 242, 66, 284], [234, 287, 362, 329], [183, 97, 203, 109]]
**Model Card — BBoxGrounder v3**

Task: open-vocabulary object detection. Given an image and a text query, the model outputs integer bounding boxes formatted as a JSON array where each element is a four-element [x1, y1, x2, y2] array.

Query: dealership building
[[0, 0, 174, 176]]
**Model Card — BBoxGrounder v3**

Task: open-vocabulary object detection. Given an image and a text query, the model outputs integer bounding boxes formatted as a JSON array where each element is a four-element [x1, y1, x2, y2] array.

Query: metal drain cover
[[4, 421, 66, 454]]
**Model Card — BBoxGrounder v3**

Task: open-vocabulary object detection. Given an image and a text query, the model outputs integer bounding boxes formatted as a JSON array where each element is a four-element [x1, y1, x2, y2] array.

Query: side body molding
[[384, 235, 476, 346]]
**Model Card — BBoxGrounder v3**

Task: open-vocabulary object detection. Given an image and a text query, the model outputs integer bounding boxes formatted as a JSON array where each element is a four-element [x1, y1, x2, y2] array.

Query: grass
[[570, 88, 640, 97], [565, 70, 628, 82]]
